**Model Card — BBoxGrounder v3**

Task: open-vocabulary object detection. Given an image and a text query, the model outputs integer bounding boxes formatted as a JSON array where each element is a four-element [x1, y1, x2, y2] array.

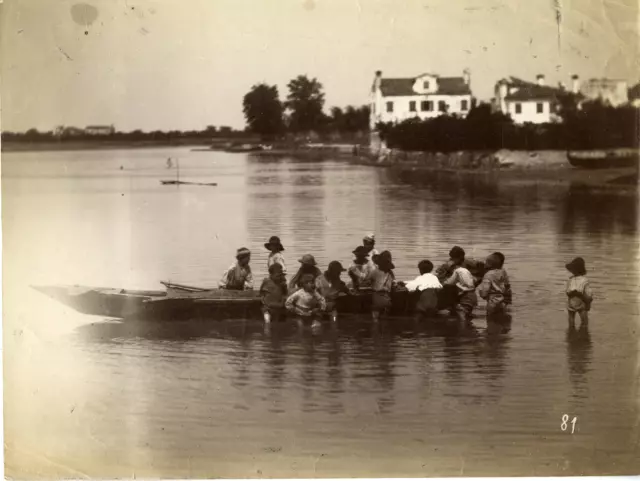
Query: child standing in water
[[565, 257, 593, 327], [370, 251, 396, 322], [478, 253, 512, 326], [315, 261, 349, 322], [285, 273, 327, 329], [404, 260, 442, 319], [260, 263, 288, 323], [442, 250, 478, 327]]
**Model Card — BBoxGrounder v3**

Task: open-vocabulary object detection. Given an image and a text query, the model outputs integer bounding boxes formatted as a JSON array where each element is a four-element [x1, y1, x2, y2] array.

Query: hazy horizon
[[2, 0, 638, 133]]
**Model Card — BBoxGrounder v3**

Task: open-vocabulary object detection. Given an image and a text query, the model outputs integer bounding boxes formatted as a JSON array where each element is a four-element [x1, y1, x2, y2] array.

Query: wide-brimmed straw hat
[[352, 246, 370, 257], [363, 233, 375, 243], [327, 260, 346, 273], [236, 247, 251, 259], [264, 235, 284, 252], [565, 257, 587, 276], [298, 254, 317, 266], [373, 250, 395, 269]]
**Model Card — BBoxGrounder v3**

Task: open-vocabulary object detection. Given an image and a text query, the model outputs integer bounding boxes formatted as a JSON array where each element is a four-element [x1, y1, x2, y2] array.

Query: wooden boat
[[160, 180, 218, 186], [567, 149, 640, 169], [32, 282, 467, 322]]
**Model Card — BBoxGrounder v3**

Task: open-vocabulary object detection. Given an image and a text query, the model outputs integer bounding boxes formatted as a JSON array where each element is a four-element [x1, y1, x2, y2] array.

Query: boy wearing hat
[[316, 261, 350, 322], [219, 247, 254, 290], [348, 245, 374, 290], [362, 233, 380, 272], [370, 250, 397, 322], [565, 257, 593, 327], [260, 263, 288, 323], [265, 236, 287, 275], [285, 273, 327, 329], [288, 254, 322, 291]]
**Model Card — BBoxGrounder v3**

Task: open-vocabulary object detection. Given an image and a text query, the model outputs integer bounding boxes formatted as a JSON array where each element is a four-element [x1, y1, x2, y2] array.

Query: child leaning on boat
[[403, 260, 442, 319], [478, 252, 512, 325]]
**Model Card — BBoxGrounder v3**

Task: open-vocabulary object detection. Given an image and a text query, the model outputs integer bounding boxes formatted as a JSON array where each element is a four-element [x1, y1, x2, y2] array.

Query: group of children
[[218, 233, 594, 328]]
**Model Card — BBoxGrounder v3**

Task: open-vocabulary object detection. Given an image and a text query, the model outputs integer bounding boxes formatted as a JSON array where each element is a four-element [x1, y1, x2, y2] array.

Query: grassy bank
[[349, 149, 638, 193]]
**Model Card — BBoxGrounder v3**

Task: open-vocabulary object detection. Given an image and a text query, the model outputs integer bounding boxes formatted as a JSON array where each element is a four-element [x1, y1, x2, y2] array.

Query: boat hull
[[567, 150, 640, 169], [33, 284, 469, 321]]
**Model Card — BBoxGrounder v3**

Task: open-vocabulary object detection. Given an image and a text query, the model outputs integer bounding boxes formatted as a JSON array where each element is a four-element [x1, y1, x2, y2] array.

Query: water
[[3, 147, 639, 478]]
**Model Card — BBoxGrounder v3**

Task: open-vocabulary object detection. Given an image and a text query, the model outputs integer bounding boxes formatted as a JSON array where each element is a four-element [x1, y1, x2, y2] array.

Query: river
[[3, 147, 639, 478]]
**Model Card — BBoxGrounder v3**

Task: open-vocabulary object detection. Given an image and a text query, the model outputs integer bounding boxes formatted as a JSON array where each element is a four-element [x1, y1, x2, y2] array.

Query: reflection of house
[[494, 75, 565, 124], [578, 78, 628, 106], [370, 69, 473, 127], [85, 125, 115, 135], [628, 83, 640, 107]]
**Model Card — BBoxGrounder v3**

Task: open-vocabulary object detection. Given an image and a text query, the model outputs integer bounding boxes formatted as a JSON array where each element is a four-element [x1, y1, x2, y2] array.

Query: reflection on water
[[3, 149, 639, 477]]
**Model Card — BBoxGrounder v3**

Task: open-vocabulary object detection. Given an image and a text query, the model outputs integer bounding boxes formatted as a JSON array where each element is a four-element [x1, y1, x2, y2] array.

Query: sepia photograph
[[1, 0, 639, 478]]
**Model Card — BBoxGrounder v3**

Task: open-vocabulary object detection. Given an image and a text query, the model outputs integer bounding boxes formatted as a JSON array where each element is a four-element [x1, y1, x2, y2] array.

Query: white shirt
[[405, 273, 442, 292]]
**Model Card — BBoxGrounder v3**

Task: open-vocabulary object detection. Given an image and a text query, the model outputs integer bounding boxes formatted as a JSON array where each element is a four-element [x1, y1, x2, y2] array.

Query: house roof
[[499, 77, 563, 101], [379, 76, 471, 97]]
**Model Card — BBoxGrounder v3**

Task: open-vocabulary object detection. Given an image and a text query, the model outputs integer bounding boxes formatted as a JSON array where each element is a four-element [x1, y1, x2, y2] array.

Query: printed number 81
[[561, 414, 577, 433]]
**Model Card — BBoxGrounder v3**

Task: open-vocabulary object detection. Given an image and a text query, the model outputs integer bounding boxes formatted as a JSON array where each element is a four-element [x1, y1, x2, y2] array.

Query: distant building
[[494, 75, 565, 124], [54, 125, 85, 138], [85, 125, 115, 135], [627, 83, 640, 107], [577, 77, 628, 106], [370, 69, 474, 128]]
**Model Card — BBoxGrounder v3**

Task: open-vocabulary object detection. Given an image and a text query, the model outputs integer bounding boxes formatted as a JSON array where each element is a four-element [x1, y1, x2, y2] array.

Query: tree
[[242, 83, 284, 139], [286, 75, 325, 133]]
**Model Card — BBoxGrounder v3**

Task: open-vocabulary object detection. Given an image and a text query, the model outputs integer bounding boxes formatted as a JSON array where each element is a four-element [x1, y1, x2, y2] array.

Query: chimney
[[372, 70, 382, 93], [536, 74, 545, 86], [558, 81, 566, 91], [463, 68, 471, 86], [571, 74, 580, 94]]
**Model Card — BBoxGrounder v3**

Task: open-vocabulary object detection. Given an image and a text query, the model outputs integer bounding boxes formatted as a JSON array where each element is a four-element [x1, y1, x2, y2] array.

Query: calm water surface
[[3, 147, 639, 478]]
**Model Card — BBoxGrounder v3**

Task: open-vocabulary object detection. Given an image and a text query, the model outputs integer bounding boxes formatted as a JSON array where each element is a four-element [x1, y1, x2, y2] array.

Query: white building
[[494, 75, 564, 124], [370, 70, 473, 128]]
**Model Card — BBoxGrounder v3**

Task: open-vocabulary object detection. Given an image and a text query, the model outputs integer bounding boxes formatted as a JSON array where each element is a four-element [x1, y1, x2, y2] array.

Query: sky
[[1, 0, 638, 132]]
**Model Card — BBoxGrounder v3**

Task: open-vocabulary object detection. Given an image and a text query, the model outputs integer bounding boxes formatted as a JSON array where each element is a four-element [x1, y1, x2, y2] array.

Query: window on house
[[427, 101, 433, 111], [515, 103, 522, 114], [409, 101, 416, 112], [386, 101, 394, 113], [423, 81, 430, 90], [421, 100, 428, 111], [536, 102, 544, 113], [438, 101, 447, 112], [461, 99, 469, 111]]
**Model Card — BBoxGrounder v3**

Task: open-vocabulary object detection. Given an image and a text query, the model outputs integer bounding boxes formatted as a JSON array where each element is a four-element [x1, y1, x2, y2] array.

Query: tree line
[[1, 125, 247, 143], [378, 95, 639, 152], [242, 75, 370, 139]]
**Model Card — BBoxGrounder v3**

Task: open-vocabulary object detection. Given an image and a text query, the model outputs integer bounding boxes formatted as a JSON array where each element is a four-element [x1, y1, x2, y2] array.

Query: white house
[[370, 70, 473, 128], [494, 75, 564, 124]]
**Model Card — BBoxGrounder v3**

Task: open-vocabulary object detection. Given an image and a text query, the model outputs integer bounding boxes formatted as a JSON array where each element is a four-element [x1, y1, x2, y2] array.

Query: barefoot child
[[370, 251, 397, 322], [405, 260, 442, 319], [260, 263, 288, 323], [565, 257, 593, 327], [285, 273, 327, 329], [315, 261, 349, 322]]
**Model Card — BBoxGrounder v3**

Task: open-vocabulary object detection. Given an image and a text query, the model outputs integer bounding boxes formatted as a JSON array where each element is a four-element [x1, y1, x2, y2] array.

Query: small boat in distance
[[160, 180, 217, 186], [567, 149, 640, 169]]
